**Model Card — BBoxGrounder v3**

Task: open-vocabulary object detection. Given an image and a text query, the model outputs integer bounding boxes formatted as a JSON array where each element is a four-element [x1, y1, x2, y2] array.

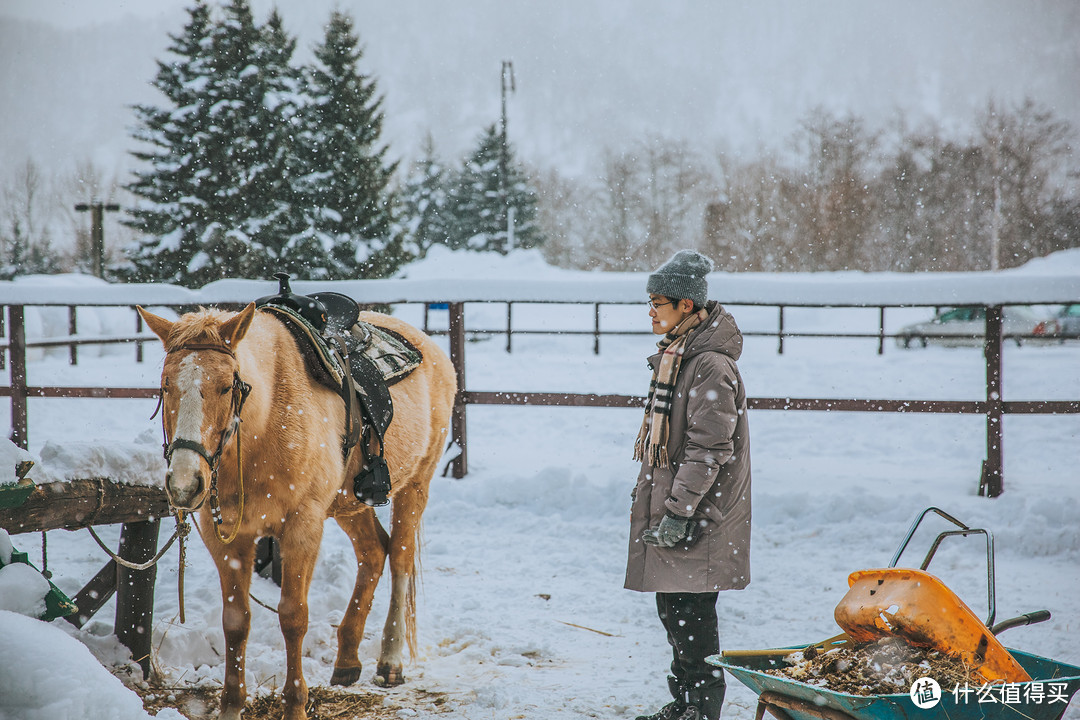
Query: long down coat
[[624, 301, 752, 593]]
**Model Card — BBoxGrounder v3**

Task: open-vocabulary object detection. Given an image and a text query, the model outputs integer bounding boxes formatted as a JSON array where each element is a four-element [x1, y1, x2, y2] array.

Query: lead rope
[[209, 418, 245, 546], [85, 514, 187, 572], [177, 511, 188, 624]]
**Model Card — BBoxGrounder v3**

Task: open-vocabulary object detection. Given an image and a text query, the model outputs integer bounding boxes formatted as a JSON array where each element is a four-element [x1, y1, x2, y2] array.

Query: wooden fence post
[[448, 302, 468, 478], [594, 303, 601, 355], [69, 306, 78, 365], [878, 307, 886, 355], [980, 305, 1004, 497], [115, 519, 161, 680], [506, 302, 513, 353], [778, 305, 785, 355], [8, 305, 28, 449]]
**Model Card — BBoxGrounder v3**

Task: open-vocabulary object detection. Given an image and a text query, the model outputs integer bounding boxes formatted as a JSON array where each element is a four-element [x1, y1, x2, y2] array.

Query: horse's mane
[[164, 306, 237, 350]]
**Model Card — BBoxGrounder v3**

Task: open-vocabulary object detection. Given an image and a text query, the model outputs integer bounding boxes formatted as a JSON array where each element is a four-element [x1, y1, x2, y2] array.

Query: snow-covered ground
[[1, 251, 1078, 720]]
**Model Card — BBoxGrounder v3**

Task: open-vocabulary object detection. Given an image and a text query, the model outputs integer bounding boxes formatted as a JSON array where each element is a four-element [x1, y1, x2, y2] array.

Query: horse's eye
[[220, 386, 232, 396]]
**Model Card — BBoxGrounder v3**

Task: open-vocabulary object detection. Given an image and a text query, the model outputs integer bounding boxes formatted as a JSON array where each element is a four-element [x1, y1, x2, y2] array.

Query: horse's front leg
[[277, 513, 325, 720], [205, 531, 256, 720]]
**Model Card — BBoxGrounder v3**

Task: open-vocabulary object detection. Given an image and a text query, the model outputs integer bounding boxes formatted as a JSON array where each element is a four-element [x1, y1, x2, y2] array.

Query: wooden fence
[[4, 298, 1079, 497], [2, 287, 1078, 676]]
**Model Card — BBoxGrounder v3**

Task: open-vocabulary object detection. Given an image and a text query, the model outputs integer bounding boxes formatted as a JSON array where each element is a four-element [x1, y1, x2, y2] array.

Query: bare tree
[[703, 155, 803, 271], [584, 136, 717, 271], [791, 109, 880, 271], [532, 166, 608, 270], [0, 158, 62, 276], [978, 98, 1075, 268]]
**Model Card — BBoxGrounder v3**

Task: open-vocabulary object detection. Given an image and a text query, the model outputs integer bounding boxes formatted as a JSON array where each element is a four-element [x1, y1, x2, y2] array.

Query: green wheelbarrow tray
[[0, 546, 79, 622], [707, 647, 1080, 720]]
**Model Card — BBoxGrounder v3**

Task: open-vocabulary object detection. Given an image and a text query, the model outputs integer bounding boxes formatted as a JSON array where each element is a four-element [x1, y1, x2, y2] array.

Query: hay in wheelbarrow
[[763, 636, 984, 697]]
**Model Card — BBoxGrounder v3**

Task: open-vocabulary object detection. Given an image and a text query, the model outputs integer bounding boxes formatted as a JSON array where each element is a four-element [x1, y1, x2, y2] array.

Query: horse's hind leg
[[376, 478, 431, 686], [331, 508, 390, 686]]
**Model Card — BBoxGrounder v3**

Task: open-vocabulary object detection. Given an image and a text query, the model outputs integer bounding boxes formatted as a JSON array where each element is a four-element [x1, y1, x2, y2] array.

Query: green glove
[[642, 512, 692, 548]]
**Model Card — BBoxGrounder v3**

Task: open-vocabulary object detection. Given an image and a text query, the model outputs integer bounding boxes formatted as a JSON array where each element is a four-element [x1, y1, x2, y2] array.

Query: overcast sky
[[2, 0, 1078, 180]]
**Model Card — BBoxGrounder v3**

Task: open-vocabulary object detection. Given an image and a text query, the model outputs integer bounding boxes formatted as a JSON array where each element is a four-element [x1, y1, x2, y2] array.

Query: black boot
[[634, 676, 686, 720], [678, 678, 726, 720]]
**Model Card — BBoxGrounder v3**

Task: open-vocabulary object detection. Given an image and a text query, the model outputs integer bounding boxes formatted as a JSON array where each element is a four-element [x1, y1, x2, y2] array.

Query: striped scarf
[[634, 308, 708, 468]]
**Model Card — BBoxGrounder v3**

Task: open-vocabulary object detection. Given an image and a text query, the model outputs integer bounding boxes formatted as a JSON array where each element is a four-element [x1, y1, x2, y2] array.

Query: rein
[[159, 343, 252, 546]]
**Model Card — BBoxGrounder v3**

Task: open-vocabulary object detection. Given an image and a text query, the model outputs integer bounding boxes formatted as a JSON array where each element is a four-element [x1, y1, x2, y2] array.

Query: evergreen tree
[[444, 124, 542, 254], [295, 11, 405, 279], [124, 1, 319, 285], [123, 0, 216, 283], [399, 135, 451, 258], [192, 0, 298, 284]]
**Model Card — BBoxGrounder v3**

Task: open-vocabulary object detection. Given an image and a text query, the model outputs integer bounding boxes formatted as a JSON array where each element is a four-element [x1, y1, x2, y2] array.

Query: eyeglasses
[[647, 298, 676, 310]]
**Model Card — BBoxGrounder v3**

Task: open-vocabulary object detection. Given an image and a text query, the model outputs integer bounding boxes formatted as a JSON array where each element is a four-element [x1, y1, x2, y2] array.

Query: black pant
[[655, 591, 724, 693]]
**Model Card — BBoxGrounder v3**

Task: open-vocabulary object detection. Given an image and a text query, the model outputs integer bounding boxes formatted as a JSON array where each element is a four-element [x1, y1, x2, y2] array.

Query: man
[[626, 249, 752, 720]]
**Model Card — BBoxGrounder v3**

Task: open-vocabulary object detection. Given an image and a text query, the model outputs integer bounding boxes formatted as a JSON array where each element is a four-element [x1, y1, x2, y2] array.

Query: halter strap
[[175, 342, 237, 358]]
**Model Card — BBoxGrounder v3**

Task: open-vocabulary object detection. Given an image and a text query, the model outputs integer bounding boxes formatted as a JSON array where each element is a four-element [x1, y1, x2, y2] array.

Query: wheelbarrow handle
[[991, 610, 1051, 636]]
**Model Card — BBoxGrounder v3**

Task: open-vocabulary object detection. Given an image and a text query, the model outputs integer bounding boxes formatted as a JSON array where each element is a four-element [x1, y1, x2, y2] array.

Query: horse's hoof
[[331, 665, 363, 686], [374, 663, 405, 686]]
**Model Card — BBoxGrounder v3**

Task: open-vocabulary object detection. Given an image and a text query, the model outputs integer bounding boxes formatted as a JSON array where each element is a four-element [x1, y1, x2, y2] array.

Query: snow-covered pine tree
[[246, 9, 309, 277], [294, 11, 405, 279], [124, 0, 311, 285], [193, 0, 300, 284], [399, 135, 452, 258], [444, 124, 542, 254], [123, 0, 216, 283]]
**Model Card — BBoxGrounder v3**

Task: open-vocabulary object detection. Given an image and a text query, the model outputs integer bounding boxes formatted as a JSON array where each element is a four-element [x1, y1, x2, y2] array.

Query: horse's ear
[[136, 306, 174, 347], [220, 302, 257, 350]]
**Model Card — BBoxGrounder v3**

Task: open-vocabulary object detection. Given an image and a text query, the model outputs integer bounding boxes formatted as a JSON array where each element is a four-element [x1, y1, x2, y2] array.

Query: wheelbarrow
[[708, 507, 1080, 720]]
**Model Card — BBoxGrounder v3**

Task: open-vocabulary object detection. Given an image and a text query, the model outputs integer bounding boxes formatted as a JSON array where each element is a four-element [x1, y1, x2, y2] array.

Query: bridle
[[155, 342, 252, 545]]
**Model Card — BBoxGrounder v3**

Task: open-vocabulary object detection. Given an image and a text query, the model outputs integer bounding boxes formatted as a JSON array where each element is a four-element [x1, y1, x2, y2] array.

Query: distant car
[[895, 306, 1048, 348], [1046, 303, 1080, 340]]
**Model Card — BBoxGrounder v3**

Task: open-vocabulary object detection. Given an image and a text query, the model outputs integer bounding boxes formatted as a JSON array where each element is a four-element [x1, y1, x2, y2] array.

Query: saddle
[[255, 275, 423, 506]]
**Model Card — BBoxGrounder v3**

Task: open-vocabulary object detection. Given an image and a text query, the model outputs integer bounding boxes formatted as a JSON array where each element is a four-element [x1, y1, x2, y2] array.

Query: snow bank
[[0, 610, 180, 720], [0, 562, 49, 618], [2, 249, 1079, 307], [31, 437, 166, 488]]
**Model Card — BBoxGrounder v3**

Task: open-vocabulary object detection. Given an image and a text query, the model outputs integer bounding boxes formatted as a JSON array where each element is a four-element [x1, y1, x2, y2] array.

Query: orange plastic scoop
[[833, 567, 1030, 683]]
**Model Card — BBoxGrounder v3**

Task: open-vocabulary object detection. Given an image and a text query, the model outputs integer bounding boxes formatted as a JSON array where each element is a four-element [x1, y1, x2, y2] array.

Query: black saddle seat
[[310, 291, 360, 336]]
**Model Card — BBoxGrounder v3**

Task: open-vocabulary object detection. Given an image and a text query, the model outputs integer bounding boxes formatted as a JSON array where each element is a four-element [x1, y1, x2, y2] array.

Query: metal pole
[[500, 60, 515, 254]]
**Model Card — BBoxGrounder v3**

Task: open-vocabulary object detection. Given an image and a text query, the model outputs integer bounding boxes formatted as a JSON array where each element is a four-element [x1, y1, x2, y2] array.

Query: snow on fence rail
[[3, 272, 1080, 497]]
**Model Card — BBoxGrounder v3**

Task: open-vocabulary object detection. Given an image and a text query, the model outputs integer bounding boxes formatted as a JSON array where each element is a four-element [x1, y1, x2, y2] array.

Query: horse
[[137, 302, 456, 720]]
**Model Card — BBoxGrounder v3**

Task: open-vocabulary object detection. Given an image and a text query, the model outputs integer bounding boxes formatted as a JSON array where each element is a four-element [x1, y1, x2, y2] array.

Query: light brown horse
[[137, 302, 456, 720]]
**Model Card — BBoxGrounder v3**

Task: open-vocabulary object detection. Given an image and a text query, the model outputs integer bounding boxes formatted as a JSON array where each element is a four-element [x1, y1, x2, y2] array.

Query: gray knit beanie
[[646, 249, 713, 307]]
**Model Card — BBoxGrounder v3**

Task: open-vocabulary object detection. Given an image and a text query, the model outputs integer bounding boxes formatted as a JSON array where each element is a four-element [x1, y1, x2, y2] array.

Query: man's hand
[[642, 512, 692, 547]]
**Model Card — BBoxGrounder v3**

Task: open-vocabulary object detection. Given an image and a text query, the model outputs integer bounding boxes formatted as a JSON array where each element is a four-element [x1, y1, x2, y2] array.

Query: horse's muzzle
[[165, 468, 206, 511]]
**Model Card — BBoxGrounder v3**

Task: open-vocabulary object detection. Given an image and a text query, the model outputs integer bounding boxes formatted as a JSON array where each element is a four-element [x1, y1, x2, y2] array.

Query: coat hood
[[684, 300, 743, 362]]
